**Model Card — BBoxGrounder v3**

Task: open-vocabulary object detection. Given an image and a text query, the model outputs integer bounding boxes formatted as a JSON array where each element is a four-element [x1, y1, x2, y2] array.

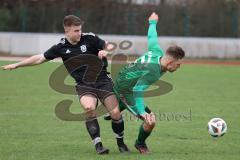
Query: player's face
[[167, 59, 182, 72], [65, 25, 82, 43]]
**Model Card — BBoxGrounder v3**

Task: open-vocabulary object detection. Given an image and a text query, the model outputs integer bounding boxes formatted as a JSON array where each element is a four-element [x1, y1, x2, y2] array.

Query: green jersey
[[115, 20, 165, 115]]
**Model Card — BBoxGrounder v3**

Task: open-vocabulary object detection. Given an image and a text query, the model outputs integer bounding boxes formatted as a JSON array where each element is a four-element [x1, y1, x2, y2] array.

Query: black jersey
[[44, 32, 108, 83]]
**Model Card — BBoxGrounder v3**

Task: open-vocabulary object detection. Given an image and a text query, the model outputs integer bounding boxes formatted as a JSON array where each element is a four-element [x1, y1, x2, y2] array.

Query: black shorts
[[75, 77, 114, 102]]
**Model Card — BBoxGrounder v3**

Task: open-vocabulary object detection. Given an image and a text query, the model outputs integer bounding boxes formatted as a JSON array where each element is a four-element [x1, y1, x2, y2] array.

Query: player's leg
[[118, 93, 156, 154], [98, 80, 130, 153], [123, 91, 156, 154], [102, 94, 129, 153], [79, 94, 109, 154], [109, 90, 156, 154], [135, 111, 156, 154], [103, 88, 126, 120], [76, 83, 109, 155], [113, 93, 154, 154]]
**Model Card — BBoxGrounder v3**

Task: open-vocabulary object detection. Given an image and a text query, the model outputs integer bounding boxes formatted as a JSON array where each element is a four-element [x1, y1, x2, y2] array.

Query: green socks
[[136, 124, 152, 144]]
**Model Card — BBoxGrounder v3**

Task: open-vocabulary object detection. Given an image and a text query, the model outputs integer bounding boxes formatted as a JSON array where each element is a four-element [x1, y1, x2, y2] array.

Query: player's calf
[[103, 95, 130, 153], [111, 116, 130, 153], [85, 117, 109, 155], [135, 112, 156, 154]]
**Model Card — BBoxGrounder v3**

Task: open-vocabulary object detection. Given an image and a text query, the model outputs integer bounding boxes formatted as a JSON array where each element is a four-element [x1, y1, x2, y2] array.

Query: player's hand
[[98, 50, 108, 59], [1, 63, 18, 70], [148, 12, 158, 22], [141, 112, 155, 125]]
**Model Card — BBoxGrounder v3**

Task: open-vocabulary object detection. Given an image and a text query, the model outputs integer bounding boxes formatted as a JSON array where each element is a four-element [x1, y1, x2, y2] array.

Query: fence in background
[[0, 32, 239, 58], [0, 0, 239, 37]]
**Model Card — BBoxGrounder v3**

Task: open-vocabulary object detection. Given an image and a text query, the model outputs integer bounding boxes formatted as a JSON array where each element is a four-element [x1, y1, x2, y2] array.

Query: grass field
[[0, 60, 240, 160]]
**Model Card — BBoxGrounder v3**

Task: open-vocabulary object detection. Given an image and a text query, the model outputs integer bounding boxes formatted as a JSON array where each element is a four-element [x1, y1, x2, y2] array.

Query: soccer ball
[[207, 118, 227, 137]]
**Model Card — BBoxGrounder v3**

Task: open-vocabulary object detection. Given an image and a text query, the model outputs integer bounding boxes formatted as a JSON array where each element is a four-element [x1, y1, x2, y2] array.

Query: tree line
[[0, 0, 239, 37]]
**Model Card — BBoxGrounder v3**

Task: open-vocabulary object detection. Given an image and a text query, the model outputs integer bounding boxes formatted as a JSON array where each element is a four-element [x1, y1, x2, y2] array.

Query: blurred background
[[0, 0, 239, 37], [0, 0, 239, 58]]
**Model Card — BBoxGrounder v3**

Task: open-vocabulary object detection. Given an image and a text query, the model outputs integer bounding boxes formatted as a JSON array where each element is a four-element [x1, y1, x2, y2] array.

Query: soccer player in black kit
[[2, 15, 129, 154]]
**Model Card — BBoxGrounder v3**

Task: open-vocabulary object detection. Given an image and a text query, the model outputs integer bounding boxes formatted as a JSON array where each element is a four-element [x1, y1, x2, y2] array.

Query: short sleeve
[[92, 35, 106, 50], [44, 45, 59, 60]]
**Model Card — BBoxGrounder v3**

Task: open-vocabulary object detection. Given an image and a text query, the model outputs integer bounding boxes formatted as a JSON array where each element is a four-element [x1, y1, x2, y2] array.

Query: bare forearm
[[1, 54, 47, 70], [15, 54, 47, 68]]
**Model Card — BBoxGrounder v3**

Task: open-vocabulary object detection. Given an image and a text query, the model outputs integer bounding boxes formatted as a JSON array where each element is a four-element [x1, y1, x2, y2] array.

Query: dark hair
[[166, 45, 185, 59], [63, 15, 84, 27]]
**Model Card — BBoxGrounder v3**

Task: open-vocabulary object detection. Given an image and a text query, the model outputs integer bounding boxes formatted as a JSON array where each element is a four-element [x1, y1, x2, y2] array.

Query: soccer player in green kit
[[108, 12, 185, 154]]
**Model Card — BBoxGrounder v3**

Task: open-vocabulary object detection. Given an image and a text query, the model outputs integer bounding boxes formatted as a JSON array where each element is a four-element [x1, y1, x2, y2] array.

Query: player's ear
[[166, 56, 175, 65], [166, 60, 174, 66], [64, 26, 70, 33]]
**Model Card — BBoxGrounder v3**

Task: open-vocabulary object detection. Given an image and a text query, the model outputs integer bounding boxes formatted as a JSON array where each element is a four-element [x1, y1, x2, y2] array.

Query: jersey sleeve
[[132, 73, 157, 115], [148, 20, 164, 56], [44, 45, 59, 60], [91, 35, 106, 50]]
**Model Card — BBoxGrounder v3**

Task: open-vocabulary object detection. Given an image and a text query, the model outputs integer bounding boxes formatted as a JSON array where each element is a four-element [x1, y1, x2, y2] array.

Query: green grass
[[0, 60, 240, 160]]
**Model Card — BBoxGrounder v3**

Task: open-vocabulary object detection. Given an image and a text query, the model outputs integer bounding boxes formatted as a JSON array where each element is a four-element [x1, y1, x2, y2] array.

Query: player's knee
[[83, 104, 96, 112], [109, 107, 121, 120], [83, 104, 96, 118], [80, 95, 97, 112]]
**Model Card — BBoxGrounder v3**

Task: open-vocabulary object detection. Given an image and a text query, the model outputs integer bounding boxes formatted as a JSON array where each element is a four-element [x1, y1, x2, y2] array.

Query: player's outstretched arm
[[148, 12, 164, 55], [1, 54, 48, 70]]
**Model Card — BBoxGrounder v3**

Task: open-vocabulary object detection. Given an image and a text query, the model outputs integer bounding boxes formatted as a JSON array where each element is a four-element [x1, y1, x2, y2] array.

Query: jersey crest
[[80, 45, 87, 52]]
